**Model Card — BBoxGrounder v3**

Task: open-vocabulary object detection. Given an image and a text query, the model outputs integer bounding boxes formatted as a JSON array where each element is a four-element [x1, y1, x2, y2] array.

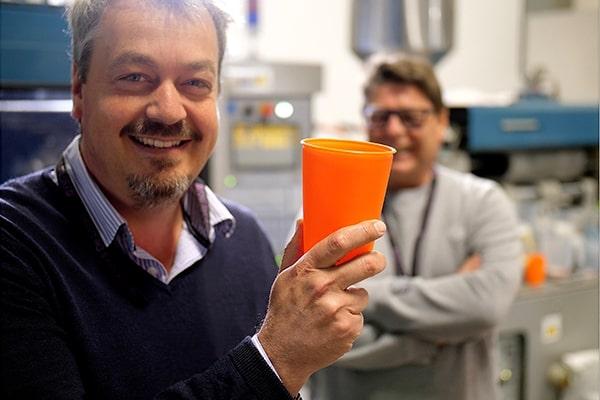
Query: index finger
[[303, 220, 386, 268], [332, 250, 387, 289], [280, 219, 304, 272]]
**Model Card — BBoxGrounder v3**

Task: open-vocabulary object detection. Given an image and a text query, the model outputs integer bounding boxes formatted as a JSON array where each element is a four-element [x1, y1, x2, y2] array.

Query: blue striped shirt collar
[[62, 136, 235, 249]]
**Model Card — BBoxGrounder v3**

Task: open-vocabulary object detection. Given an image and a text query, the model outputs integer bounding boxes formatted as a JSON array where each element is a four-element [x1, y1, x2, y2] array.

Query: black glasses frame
[[364, 106, 435, 130]]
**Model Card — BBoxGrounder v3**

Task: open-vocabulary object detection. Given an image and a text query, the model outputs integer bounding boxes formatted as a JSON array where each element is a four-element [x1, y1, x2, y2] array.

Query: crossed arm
[[336, 185, 523, 370]]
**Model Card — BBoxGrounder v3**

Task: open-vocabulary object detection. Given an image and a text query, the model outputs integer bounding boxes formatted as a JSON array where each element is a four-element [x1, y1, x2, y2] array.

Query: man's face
[[366, 84, 448, 190], [71, 0, 220, 210]]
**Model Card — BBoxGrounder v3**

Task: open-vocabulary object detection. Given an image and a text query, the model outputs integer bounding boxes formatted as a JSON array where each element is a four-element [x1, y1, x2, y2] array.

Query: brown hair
[[364, 56, 444, 112]]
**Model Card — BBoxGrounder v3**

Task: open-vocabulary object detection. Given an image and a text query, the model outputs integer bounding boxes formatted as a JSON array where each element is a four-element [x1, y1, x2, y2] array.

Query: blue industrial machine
[[0, 2, 71, 87], [467, 103, 598, 152], [447, 102, 599, 183], [1, 2, 74, 183]]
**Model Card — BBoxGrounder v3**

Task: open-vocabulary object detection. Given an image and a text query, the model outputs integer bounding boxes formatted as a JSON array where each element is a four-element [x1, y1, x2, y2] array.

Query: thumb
[[280, 219, 304, 272]]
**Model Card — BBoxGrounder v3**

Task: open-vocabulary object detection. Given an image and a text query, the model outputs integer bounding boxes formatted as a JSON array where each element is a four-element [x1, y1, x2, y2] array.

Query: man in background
[[309, 56, 523, 399], [0, 1, 386, 398]]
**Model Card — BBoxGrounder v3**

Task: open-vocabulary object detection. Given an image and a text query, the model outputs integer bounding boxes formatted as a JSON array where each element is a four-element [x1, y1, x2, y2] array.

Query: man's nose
[[145, 82, 187, 126]]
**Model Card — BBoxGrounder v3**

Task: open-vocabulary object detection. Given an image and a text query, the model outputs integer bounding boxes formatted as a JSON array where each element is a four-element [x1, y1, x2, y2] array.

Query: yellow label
[[232, 124, 297, 151]]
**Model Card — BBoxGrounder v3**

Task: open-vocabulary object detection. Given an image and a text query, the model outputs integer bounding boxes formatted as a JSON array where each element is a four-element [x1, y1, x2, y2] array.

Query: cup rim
[[301, 137, 396, 155]]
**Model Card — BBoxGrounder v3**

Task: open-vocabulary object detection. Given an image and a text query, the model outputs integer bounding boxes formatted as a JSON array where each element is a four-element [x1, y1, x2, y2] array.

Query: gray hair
[[66, 0, 231, 82]]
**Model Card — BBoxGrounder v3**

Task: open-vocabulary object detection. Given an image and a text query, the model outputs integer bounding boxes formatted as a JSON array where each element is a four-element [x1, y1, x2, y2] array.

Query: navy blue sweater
[[0, 168, 292, 399]]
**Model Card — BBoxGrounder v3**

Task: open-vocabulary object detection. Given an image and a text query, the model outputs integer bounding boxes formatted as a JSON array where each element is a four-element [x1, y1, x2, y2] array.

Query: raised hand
[[258, 220, 387, 394]]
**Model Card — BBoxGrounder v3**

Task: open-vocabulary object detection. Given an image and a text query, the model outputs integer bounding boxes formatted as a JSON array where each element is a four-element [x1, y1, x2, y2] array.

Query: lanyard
[[383, 173, 437, 276]]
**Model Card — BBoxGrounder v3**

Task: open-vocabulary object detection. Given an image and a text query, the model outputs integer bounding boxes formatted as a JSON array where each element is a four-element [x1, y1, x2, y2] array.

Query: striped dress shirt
[[60, 136, 235, 283]]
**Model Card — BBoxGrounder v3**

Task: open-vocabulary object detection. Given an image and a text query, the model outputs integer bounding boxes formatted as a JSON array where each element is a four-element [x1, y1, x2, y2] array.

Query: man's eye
[[403, 112, 422, 126], [120, 74, 147, 82], [185, 79, 212, 92], [403, 114, 417, 124], [372, 112, 389, 124]]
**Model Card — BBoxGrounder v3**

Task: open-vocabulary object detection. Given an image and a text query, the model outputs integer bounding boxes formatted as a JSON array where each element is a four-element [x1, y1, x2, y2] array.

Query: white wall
[[225, 0, 598, 128], [527, 9, 599, 103], [436, 0, 523, 105]]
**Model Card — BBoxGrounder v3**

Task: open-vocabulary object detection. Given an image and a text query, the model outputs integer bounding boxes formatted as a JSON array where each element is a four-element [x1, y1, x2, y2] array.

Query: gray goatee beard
[[127, 171, 192, 209], [127, 158, 193, 209], [121, 118, 200, 209]]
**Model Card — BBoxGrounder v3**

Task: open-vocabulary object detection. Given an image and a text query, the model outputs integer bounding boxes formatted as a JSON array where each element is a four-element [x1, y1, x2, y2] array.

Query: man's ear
[[71, 64, 83, 121]]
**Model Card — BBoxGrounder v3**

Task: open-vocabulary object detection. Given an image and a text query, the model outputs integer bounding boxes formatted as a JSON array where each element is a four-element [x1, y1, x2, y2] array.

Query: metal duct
[[351, 0, 455, 64]]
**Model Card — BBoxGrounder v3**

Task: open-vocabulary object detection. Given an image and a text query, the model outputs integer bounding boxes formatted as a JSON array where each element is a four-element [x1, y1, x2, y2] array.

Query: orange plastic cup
[[301, 138, 396, 264], [524, 252, 546, 287]]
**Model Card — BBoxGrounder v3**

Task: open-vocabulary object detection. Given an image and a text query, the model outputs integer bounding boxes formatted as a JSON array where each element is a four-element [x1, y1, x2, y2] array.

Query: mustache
[[121, 118, 199, 140]]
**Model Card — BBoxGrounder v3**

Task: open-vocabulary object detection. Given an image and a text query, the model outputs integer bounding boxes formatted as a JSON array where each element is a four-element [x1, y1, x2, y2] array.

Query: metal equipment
[[0, 2, 71, 87], [447, 102, 599, 182], [211, 61, 321, 254], [0, 2, 74, 182], [0, 97, 76, 182], [351, 0, 454, 63], [498, 275, 599, 400]]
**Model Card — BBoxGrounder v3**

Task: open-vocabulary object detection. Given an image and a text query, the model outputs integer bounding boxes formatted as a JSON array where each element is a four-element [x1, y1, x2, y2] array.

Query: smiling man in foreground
[[0, 1, 386, 399]]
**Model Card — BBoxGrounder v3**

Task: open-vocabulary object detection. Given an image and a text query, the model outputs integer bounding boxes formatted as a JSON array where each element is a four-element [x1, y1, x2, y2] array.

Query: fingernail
[[373, 220, 386, 235]]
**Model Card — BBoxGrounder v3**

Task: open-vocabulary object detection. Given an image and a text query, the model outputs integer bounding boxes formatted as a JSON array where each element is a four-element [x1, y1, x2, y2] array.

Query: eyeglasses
[[364, 106, 435, 130]]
